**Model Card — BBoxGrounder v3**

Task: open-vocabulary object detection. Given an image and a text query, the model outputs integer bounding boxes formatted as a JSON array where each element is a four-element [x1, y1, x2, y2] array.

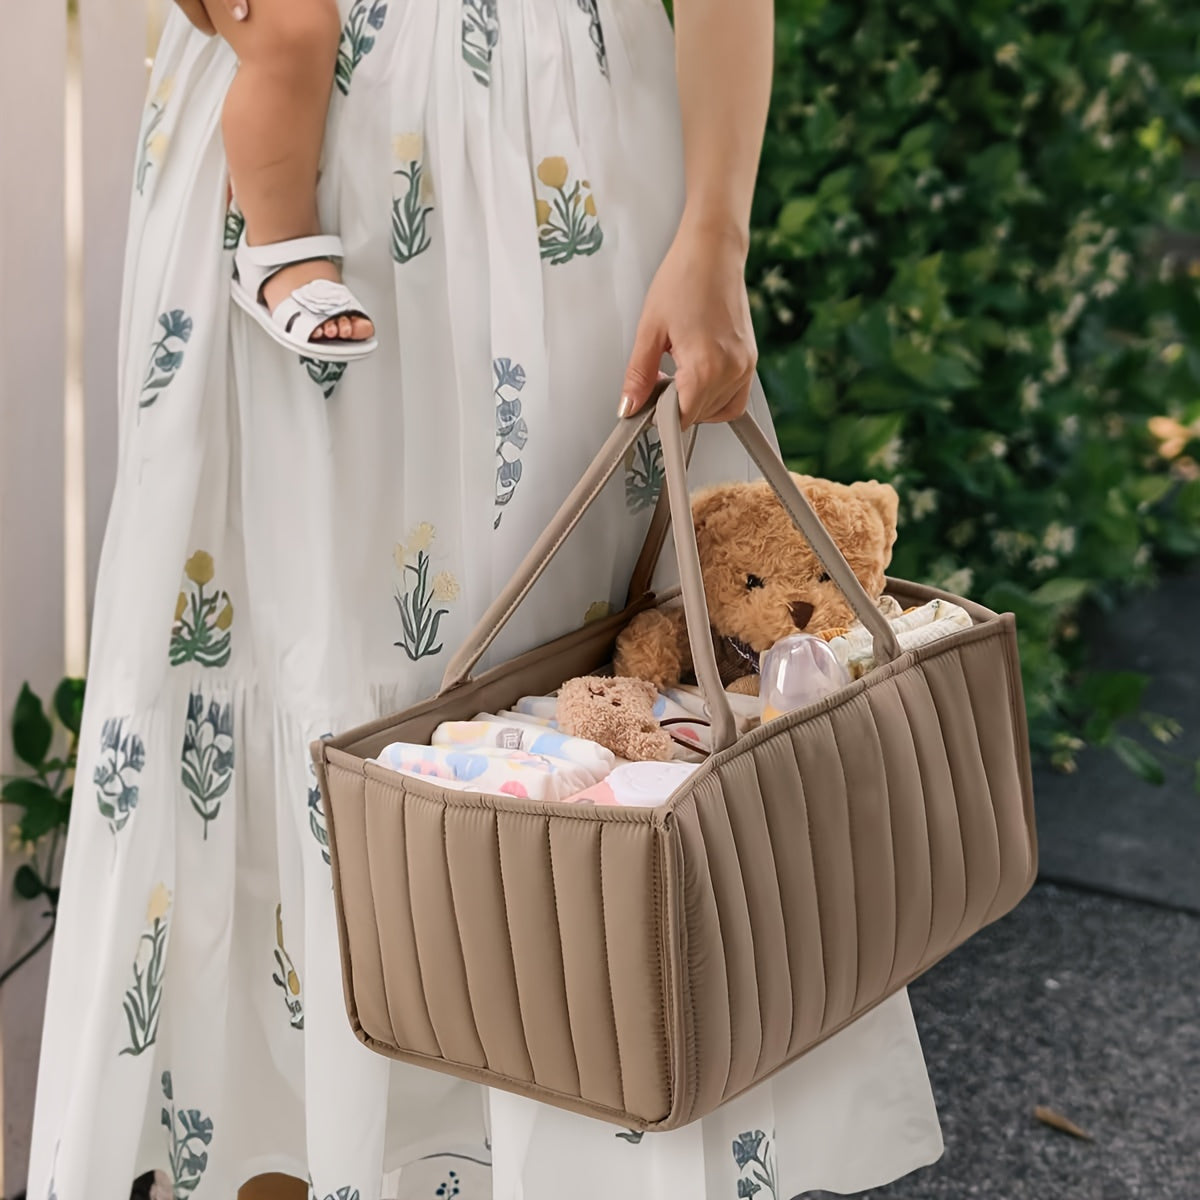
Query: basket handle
[[440, 384, 902, 750]]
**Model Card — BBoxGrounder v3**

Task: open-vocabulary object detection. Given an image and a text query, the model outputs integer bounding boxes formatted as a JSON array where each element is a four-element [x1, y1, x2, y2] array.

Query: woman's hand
[[175, 0, 248, 35], [620, 222, 757, 429]]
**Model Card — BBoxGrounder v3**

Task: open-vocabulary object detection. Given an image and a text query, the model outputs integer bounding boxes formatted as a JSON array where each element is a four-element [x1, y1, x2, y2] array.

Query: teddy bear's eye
[[817, 572, 831, 583], [746, 574, 765, 590]]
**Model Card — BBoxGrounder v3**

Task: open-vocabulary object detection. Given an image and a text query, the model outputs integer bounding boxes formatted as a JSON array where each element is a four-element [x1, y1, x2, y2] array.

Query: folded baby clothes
[[509, 695, 560, 727], [432, 716, 615, 777], [826, 597, 973, 679], [373, 742, 606, 802], [564, 761, 702, 807]]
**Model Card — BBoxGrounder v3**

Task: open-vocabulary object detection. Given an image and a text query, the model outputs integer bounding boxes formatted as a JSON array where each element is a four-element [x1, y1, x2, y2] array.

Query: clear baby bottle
[[759, 633, 852, 723]]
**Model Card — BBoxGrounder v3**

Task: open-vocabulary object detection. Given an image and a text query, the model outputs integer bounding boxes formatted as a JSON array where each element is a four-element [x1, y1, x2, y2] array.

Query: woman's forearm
[[673, 0, 775, 254]]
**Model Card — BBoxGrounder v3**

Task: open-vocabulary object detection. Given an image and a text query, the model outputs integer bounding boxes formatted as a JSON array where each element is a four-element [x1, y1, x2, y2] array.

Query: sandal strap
[[237, 234, 345, 271]]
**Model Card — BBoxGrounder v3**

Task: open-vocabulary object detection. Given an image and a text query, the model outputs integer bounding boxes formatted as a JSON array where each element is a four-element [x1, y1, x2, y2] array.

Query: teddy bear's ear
[[851, 481, 900, 546]]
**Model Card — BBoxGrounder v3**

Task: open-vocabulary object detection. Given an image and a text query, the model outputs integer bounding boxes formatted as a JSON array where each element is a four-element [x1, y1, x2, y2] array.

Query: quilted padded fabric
[[315, 584, 1037, 1130]]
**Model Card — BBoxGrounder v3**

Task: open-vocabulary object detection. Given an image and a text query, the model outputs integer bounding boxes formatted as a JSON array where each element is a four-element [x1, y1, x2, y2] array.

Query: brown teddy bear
[[614, 473, 899, 696], [556, 676, 674, 762]]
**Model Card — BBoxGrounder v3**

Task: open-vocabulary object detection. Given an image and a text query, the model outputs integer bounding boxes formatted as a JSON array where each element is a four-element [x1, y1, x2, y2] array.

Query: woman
[[28, 1, 944, 1197]]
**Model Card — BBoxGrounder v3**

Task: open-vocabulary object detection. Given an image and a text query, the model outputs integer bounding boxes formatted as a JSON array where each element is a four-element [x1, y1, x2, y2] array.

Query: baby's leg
[[207, 0, 373, 342]]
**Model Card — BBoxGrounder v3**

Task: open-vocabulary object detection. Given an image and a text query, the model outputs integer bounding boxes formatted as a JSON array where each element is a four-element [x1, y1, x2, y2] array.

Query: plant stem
[[0, 917, 57, 990]]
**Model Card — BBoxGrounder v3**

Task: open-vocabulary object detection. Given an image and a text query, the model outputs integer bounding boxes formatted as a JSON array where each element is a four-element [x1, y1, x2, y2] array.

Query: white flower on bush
[[910, 488, 938, 520], [871, 435, 903, 472], [1107, 250, 1132, 284], [1054, 292, 1088, 334], [1081, 91, 1109, 132], [1061, 414, 1081, 438], [762, 266, 789, 295], [1030, 553, 1059, 573], [1169, 192, 1187, 216], [992, 529, 1035, 561], [1008, 330, 1033, 355], [1093, 279, 1118, 299], [1020, 378, 1042, 412], [1043, 522, 1077, 555], [994, 42, 1021, 68], [1109, 51, 1131, 77], [940, 567, 974, 596], [1134, 545, 1152, 569], [1044, 340, 1070, 385], [987, 436, 1008, 459]]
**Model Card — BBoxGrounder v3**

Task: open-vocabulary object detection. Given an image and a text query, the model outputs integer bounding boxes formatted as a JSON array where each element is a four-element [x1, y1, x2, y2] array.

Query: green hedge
[[746, 0, 1200, 763]]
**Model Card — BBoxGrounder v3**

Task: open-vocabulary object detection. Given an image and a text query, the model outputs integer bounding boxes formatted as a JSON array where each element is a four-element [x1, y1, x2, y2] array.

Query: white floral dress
[[27, 2, 944, 1198]]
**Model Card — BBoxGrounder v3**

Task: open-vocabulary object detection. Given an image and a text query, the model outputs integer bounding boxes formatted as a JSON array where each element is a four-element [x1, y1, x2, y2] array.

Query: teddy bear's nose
[[789, 600, 815, 630]]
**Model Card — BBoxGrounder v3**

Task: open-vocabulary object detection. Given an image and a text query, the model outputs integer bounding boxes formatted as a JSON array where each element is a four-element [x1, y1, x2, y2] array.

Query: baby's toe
[[324, 319, 341, 340], [352, 316, 375, 341], [337, 316, 354, 340], [310, 325, 325, 340]]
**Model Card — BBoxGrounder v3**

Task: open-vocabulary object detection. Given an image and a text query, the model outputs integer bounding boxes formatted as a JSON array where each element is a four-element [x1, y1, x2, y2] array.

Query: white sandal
[[231, 232, 379, 363]]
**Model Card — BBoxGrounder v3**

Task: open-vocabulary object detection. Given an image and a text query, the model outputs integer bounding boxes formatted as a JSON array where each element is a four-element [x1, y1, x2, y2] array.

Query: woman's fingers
[[619, 319, 668, 418], [704, 374, 754, 426], [675, 336, 756, 429], [174, 0, 218, 34]]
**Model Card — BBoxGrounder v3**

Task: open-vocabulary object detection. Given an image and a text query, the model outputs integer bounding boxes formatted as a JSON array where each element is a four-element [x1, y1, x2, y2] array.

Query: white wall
[[0, 1, 153, 1191]]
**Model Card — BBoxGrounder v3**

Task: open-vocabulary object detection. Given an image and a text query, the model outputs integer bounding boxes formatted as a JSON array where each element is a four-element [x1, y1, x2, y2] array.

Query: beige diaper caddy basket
[[312, 384, 1037, 1131]]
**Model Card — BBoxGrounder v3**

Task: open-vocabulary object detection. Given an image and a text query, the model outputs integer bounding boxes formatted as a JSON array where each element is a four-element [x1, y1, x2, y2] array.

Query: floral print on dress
[[308, 732, 333, 866], [535, 157, 603, 265], [615, 1129, 644, 1144], [585, 600, 614, 623], [625, 428, 665, 512], [462, 0, 499, 86], [120, 884, 171, 1056], [300, 357, 348, 400], [139, 309, 193, 410], [732, 1129, 779, 1199], [181, 691, 234, 839], [336, 0, 387, 95], [393, 524, 460, 661], [392, 134, 435, 263], [171, 552, 233, 669], [223, 205, 245, 251], [272, 904, 304, 1030], [435, 1171, 462, 1197], [161, 1071, 213, 1197], [493, 357, 528, 529], [136, 76, 172, 195], [575, 0, 608, 77], [95, 718, 146, 836]]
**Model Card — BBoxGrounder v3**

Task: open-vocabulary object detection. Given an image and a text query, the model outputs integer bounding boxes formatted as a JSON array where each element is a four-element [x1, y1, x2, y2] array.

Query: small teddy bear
[[614, 473, 899, 696], [556, 675, 674, 762]]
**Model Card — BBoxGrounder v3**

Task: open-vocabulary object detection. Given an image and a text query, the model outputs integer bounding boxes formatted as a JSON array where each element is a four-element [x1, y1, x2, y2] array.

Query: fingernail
[[232, 4, 247, 18], [618, 394, 634, 419]]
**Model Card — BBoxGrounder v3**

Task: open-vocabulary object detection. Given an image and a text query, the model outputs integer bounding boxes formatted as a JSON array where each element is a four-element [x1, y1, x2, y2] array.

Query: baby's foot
[[261, 259, 376, 343]]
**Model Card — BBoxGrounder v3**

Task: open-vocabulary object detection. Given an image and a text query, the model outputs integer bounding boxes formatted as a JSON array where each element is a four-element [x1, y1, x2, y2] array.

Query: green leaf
[[1080, 672, 1150, 723], [12, 683, 53, 768], [777, 196, 819, 236], [14, 864, 44, 900], [1, 778, 58, 810], [53, 677, 85, 737], [1111, 735, 1165, 786], [20, 802, 61, 842], [1031, 578, 1092, 608]]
